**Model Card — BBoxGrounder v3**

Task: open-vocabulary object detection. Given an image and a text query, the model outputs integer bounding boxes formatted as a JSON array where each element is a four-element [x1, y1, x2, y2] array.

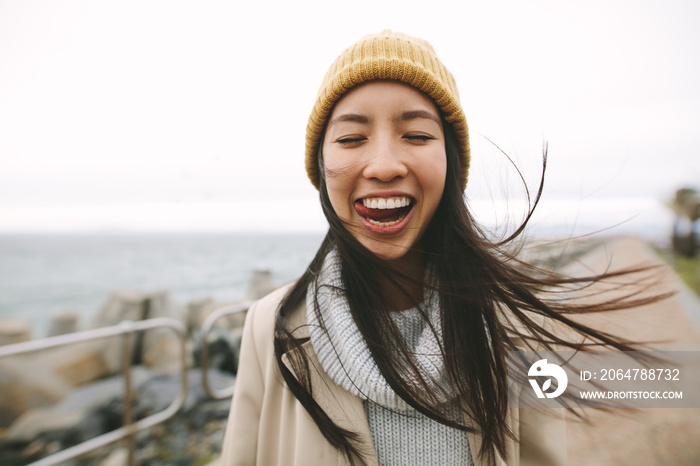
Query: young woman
[[221, 31, 657, 466]]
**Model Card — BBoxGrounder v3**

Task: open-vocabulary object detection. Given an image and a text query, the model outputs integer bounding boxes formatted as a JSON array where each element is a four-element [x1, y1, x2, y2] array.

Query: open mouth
[[354, 196, 414, 227]]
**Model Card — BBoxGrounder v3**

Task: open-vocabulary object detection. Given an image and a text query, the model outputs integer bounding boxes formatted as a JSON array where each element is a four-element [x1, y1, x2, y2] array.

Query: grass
[[656, 248, 700, 295], [673, 255, 700, 294]]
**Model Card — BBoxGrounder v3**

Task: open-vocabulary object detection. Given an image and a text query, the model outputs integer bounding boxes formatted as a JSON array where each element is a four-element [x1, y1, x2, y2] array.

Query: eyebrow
[[399, 110, 441, 126], [328, 113, 369, 127], [328, 110, 441, 128]]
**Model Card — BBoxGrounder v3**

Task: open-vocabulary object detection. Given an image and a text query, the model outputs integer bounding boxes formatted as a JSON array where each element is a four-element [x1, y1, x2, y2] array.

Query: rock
[[0, 367, 235, 466], [139, 293, 189, 372], [206, 301, 248, 330], [91, 290, 151, 329], [42, 341, 108, 387], [0, 409, 103, 465], [90, 290, 182, 374], [220, 305, 248, 330], [1, 409, 87, 444], [91, 290, 147, 374], [137, 369, 234, 415], [0, 340, 115, 427], [190, 295, 250, 331], [187, 298, 248, 376], [185, 297, 216, 336], [0, 320, 32, 346], [90, 289, 174, 327], [0, 366, 159, 461], [143, 291, 172, 320], [0, 358, 71, 428], [230, 326, 243, 357], [192, 327, 240, 375], [47, 308, 80, 337], [246, 268, 275, 300], [142, 328, 186, 373], [99, 447, 129, 466], [189, 399, 232, 430], [54, 366, 153, 413]]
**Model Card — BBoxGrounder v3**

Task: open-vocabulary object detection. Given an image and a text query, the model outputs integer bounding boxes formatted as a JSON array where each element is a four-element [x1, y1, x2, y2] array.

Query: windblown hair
[[273, 120, 668, 465]]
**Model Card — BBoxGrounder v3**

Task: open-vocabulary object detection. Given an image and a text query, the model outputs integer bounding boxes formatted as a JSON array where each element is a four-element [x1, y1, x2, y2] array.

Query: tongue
[[354, 201, 412, 221]]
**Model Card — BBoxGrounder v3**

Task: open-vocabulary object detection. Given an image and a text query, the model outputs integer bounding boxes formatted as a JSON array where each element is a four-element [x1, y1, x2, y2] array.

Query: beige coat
[[221, 285, 567, 466]]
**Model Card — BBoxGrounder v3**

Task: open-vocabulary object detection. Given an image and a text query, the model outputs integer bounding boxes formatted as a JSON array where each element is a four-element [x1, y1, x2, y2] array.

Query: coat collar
[[280, 299, 379, 466], [279, 297, 510, 466]]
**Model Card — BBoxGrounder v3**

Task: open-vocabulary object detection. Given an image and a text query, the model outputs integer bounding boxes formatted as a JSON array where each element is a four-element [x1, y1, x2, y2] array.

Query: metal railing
[[0, 318, 189, 466], [200, 301, 252, 399]]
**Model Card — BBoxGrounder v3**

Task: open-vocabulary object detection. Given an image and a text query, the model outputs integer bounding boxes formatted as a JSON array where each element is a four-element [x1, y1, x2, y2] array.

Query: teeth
[[362, 196, 411, 210], [367, 212, 408, 227]]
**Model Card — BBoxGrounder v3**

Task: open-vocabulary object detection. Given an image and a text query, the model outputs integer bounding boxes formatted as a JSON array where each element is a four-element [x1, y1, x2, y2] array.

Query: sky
[[0, 0, 698, 237]]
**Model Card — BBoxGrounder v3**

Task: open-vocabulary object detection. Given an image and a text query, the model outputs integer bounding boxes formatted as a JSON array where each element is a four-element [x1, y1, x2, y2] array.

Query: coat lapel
[[280, 300, 379, 466], [278, 298, 512, 466]]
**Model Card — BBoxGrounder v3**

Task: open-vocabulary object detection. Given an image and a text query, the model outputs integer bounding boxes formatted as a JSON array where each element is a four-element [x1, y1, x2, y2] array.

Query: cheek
[[322, 147, 357, 214], [421, 152, 447, 200], [323, 170, 353, 220], [325, 178, 342, 204]]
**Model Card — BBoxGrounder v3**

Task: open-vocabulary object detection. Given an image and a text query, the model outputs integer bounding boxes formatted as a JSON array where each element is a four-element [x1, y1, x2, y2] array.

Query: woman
[[221, 31, 655, 466]]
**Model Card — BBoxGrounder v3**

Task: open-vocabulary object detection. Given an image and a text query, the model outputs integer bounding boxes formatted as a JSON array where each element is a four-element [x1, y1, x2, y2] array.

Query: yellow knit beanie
[[305, 30, 470, 191]]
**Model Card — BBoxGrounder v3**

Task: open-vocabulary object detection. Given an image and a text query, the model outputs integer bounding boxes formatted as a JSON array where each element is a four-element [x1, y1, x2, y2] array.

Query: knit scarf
[[307, 250, 449, 411]]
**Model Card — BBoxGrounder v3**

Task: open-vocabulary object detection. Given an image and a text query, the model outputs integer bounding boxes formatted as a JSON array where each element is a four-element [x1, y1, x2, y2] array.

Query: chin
[[358, 237, 413, 263]]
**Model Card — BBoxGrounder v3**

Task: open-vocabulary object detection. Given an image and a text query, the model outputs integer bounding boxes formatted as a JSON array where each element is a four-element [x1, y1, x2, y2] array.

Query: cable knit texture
[[307, 250, 473, 465]]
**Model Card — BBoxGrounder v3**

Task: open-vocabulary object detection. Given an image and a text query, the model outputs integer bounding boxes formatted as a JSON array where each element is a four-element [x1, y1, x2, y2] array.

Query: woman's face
[[322, 81, 447, 263]]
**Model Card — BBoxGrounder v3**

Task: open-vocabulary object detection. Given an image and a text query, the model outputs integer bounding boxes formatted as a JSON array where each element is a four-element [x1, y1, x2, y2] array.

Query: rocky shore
[[1, 368, 235, 466], [0, 239, 602, 465], [0, 269, 277, 466]]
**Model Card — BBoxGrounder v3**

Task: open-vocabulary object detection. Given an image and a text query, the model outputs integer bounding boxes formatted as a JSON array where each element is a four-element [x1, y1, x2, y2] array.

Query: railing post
[[200, 302, 252, 399], [121, 320, 136, 466], [0, 317, 188, 466]]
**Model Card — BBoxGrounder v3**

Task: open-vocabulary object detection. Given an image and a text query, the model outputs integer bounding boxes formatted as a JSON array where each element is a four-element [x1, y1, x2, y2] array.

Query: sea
[[0, 208, 673, 340], [0, 233, 325, 337]]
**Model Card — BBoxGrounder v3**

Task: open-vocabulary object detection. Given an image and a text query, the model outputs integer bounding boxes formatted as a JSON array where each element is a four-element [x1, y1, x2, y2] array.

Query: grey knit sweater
[[307, 252, 474, 465], [363, 310, 474, 466]]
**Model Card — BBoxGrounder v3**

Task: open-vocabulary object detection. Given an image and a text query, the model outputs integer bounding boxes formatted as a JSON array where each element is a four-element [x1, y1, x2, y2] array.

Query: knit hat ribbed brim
[[305, 30, 470, 191]]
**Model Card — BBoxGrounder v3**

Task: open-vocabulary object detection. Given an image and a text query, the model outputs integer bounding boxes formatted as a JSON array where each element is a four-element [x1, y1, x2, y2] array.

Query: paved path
[[561, 237, 700, 465]]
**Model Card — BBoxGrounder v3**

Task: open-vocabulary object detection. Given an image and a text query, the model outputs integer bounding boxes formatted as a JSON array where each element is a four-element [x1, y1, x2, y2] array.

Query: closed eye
[[335, 136, 367, 145], [403, 134, 434, 142]]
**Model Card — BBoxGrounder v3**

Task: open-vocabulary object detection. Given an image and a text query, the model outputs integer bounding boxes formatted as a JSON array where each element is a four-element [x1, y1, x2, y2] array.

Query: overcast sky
[[0, 0, 698, 235]]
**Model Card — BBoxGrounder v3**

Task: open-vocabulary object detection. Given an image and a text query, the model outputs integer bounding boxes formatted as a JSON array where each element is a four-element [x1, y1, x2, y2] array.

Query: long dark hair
[[273, 119, 668, 465]]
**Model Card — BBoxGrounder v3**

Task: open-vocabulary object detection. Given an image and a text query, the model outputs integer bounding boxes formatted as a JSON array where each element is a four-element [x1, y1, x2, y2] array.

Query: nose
[[362, 138, 408, 182]]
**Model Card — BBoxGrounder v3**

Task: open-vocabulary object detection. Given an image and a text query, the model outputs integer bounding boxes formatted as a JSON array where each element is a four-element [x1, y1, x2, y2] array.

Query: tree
[[670, 187, 700, 257]]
